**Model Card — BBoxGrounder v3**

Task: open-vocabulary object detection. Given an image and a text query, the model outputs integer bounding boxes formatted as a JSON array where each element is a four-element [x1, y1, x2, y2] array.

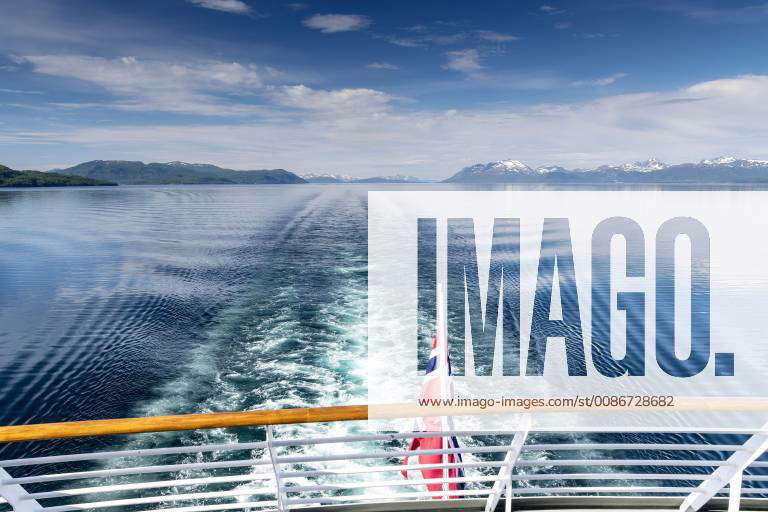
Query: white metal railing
[[2, 425, 768, 512]]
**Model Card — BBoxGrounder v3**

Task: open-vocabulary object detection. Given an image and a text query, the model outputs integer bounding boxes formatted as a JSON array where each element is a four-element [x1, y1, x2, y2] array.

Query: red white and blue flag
[[401, 289, 465, 497]]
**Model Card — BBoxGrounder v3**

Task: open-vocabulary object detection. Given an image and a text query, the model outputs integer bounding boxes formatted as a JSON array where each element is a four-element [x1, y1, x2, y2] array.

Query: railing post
[[0, 468, 43, 511], [484, 415, 532, 512], [679, 423, 768, 512], [267, 426, 288, 512], [727, 471, 742, 512]]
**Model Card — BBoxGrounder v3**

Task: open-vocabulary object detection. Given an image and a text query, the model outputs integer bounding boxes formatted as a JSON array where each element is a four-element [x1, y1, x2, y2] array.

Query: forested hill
[[57, 160, 307, 185], [0, 164, 117, 187]]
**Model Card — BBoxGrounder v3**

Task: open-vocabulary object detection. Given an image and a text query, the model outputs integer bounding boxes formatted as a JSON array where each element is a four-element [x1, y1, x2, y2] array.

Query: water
[[0, 184, 765, 501], [0, 184, 372, 460]]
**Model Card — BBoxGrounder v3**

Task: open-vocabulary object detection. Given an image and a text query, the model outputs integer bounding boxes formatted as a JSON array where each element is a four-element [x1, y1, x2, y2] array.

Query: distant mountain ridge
[[300, 172, 356, 183], [354, 174, 430, 183], [56, 160, 306, 185], [301, 172, 431, 184], [15, 155, 768, 186], [593, 157, 668, 173], [445, 157, 768, 183]]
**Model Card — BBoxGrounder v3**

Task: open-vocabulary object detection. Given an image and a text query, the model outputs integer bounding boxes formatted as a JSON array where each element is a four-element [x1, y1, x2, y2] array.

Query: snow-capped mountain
[[699, 156, 768, 168], [535, 165, 569, 174], [487, 159, 534, 173], [301, 172, 431, 183], [301, 172, 356, 183], [353, 174, 429, 183], [445, 159, 538, 182], [166, 161, 207, 167], [445, 156, 768, 183], [593, 158, 668, 173]]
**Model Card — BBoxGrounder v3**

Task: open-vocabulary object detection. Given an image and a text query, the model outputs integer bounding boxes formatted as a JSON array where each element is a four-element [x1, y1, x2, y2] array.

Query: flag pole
[[437, 283, 449, 498]]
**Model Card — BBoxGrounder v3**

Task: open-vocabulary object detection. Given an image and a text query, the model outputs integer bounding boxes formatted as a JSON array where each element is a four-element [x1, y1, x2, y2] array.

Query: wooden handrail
[[0, 405, 369, 443], [4, 397, 768, 443]]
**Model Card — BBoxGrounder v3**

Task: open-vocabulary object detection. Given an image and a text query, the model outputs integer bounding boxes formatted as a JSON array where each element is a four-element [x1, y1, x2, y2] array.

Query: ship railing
[[0, 405, 767, 512]]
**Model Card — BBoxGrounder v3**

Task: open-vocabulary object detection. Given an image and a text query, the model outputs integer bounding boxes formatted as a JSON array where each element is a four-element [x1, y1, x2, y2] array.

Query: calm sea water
[[0, 184, 763, 499]]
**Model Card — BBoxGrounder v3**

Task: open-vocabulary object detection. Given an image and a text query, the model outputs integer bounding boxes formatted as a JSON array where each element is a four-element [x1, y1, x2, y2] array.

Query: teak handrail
[[4, 397, 768, 443], [0, 405, 369, 443]]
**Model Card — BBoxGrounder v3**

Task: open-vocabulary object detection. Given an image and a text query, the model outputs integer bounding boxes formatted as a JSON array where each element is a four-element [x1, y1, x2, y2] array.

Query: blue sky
[[1, 0, 768, 177]]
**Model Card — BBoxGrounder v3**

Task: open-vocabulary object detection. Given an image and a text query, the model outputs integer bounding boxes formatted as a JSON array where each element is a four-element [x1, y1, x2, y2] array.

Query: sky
[[1, 0, 768, 178]]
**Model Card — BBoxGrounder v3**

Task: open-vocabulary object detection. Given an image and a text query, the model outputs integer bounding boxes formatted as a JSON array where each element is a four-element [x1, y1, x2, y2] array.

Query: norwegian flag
[[401, 287, 465, 498]]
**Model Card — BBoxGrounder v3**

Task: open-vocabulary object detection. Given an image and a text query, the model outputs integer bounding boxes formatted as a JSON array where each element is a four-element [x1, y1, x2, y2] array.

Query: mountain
[[301, 172, 432, 183], [444, 159, 537, 183], [301, 173, 355, 183], [0, 164, 116, 187], [699, 156, 768, 168], [591, 158, 668, 173], [353, 174, 431, 183], [647, 157, 768, 183], [445, 156, 768, 184], [535, 165, 570, 174], [56, 160, 306, 185], [444, 159, 587, 183]]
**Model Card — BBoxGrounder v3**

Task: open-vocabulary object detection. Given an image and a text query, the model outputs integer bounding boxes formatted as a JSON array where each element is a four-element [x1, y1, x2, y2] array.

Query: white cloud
[[443, 49, 484, 77], [381, 28, 520, 48], [540, 4, 566, 15], [660, 3, 768, 24], [187, 0, 251, 14], [382, 36, 424, 48], [18, 54, 398, 118], [384, 33, 466, 47], [475, 30, 520, 42], [9, 75, 768, 179], [572, 72, 627, 87], [269, 85, 393, 112], [367, 62, 399, 70], [17, 55, 277, 115], [0, 88, 42, 94], [687, 74, 768, 98], [406, 24, 428, 33], [419, 33, 466, 45], [303, 14, 371, 33], [576, 32, 619, 40], [554, 21, 572, 29]]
